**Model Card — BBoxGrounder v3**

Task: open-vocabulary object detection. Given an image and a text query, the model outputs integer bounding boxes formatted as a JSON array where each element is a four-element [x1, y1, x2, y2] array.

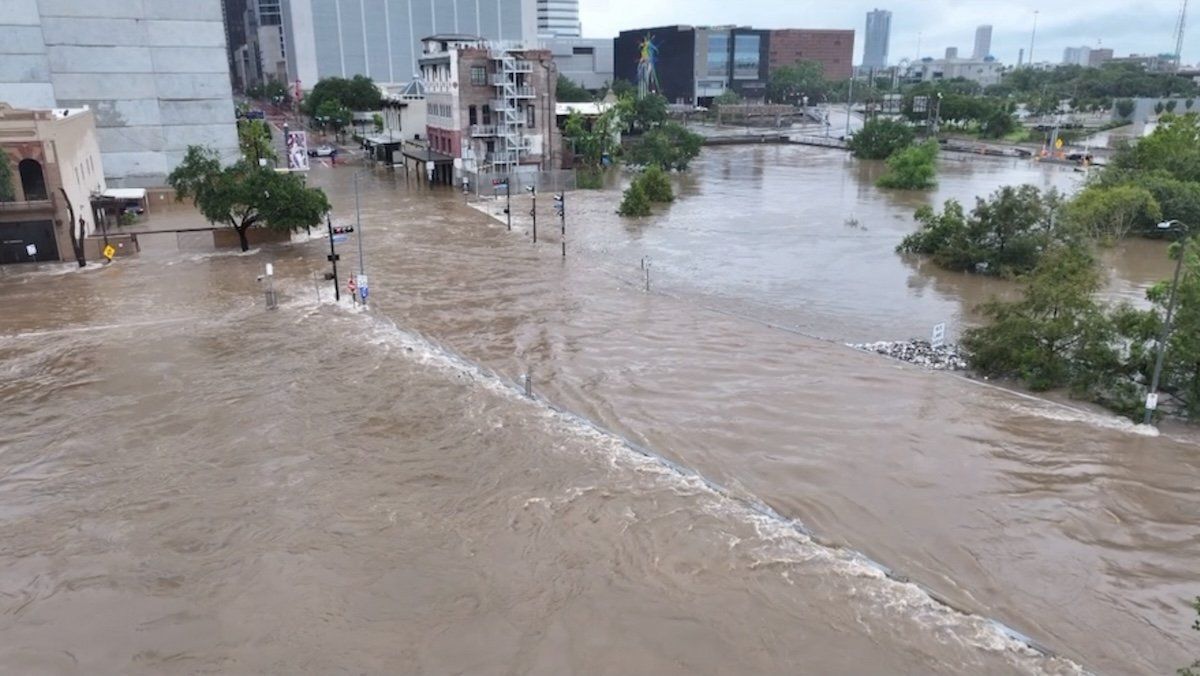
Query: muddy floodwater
[[1, 145, 1197, 675]]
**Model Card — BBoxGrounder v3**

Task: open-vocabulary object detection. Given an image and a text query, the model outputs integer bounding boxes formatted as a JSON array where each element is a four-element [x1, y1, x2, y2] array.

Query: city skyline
[[580, 0, 1193, 66]]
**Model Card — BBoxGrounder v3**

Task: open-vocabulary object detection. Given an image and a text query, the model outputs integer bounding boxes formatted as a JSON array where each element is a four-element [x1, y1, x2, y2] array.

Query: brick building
[[417, 35, 559, 184], [768, 29, 854, 81]]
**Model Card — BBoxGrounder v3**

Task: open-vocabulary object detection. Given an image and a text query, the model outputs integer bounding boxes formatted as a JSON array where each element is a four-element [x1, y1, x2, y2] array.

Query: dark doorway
[[18, 159, 47, 201], [0, 220, 58, 263]]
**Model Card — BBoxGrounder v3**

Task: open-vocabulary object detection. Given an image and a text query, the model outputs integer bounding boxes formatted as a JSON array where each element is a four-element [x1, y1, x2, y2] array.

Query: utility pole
[[526, 185, 537, 243], [553, 192, 565, 257], [505, 180, 512, 231]]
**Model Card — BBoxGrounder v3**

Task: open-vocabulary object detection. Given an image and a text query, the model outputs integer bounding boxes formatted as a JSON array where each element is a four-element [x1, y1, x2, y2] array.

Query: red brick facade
[[768, 30, 854, 81]]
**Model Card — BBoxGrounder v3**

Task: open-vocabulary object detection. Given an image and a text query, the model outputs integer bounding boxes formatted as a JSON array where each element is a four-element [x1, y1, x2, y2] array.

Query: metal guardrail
[[0, 199, 52, 210], [470, 125, 497, 137]]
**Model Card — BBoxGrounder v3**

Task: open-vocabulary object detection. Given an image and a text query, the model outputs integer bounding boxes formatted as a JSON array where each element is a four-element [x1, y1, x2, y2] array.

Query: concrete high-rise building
[[0, 0, 239, 187], [1063, 46, 1090, 66], [945, 47, 958, 60], [973, 24, 992, 59], [537, 0, 580, 38], [863, 9, 891, 68], [280, 0, 537, 90]]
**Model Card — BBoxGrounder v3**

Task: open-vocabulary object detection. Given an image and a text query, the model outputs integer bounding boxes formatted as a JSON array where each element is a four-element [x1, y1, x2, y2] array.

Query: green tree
[[767, 61, 827, 104], [626, 122, 703, 171], [877, 140, 938, 190], [237, 119, 275, 165], [261, 78, 290, 104], [1156, 101, 1167, 115], [963, 244, 1118, 392], [630, 92, 668, 132], [371, 113, 383, 132], [848, 117, 914, 159], [979, 103, 1017, 138], [557, 75, 592, 102], [1167, 99, 1179, 113], [1115, 98, 1136, 119], [1110, 113, 1200, 183], [315, 99, 352, 136], [1187, 98, 1196, 111], [167, 145, 331, 252], [304, 75, 381, 116], [1065, 184, 1162, 241], [898, 185, 1066, 276], [640, 165, 674, 202], [607, 78, 636, 98], [0, 149, 14, 202], [618, 176, 651, 216]]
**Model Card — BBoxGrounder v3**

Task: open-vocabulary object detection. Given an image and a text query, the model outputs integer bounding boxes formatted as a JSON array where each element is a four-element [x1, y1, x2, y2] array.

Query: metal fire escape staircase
[[489, 50, 533, 171]]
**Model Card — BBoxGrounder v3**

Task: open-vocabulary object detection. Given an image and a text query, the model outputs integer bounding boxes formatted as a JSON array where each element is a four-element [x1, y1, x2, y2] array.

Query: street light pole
[[354, 170, 366, 307], [1144, 220, 1191, 425]]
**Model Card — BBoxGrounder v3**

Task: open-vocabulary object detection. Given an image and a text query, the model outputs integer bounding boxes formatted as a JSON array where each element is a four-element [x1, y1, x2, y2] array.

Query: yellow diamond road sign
[[103, 244, 116, 260]]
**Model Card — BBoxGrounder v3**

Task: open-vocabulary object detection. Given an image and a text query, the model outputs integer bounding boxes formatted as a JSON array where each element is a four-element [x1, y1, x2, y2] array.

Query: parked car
[[122, 200, 145, 215], [307, 144, 335, 157]]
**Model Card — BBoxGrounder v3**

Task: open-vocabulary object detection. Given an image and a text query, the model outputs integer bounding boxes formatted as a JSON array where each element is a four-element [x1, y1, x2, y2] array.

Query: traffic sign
[[102, 244, 116, 260], [347, 275, 357, 293], [931, 322, 946, 349], [357, 273, 368, 300], [1146, 392, 1159, 411]]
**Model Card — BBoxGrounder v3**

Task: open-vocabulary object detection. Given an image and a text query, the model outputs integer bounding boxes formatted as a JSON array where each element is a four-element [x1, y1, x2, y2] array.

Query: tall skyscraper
[[0, 0, 239, 187], [280, 0, 538, 88], [863, 9, 891, 68], [973, 24, 992, 59], [537, 0, 581, 37]]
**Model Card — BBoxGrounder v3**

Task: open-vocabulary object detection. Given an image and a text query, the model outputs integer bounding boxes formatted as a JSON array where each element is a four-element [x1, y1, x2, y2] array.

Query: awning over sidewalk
[[101, 188, 147, 201]]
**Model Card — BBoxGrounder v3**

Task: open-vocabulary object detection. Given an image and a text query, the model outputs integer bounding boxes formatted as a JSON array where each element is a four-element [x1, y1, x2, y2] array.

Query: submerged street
[[2, 146, 1197, 674]]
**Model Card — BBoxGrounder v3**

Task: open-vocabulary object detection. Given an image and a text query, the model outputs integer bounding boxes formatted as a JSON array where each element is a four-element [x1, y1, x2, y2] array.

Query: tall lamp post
[[1144, 219, 1193, 425]]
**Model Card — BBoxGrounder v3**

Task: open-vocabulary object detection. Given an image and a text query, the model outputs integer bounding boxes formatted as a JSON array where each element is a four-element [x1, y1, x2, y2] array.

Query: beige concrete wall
[[38, 108, 105, 243]]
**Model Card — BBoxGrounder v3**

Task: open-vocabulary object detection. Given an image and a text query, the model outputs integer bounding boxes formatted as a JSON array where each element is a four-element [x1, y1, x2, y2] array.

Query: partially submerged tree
[[58, 187, 86, 267], [877, 140, 938, 190], [848, 118, 914, 160], [1065, 184, 1162, 241], [626, 122, 703, 171], [618, 177, 651, 217], [168, 145, 330, 251]]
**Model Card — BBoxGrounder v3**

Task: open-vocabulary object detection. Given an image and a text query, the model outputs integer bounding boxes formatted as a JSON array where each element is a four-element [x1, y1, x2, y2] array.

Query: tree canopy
[[304, 75, 381, 116], [626, 122, 703, 171], [767, 61, 828, 104], [237, 119, 275, 165], [557, 75, 592, 103], [876, 140, 938, 190], [168, 145, 331, 251], [985, 62, 1197, 101], [848, 118, 914, 160]]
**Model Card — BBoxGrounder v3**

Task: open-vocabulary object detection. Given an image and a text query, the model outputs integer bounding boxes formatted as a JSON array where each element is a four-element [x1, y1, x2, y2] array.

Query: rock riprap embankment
[[849, 340, 968, 371]]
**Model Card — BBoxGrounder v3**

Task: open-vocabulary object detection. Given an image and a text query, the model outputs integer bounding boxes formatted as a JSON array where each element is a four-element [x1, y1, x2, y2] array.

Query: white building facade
[[0, 0, 240, 187], [537, 0, 579, 38], [281, 0, 537, 89]]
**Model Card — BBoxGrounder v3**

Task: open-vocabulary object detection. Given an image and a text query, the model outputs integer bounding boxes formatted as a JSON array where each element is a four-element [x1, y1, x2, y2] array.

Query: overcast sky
[[580, 0, 1195, 66]]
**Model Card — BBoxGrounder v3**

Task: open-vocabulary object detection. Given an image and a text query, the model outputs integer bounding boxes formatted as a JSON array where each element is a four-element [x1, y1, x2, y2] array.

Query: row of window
[[466, 104, 535, 128], [429, 102, 452, 118]]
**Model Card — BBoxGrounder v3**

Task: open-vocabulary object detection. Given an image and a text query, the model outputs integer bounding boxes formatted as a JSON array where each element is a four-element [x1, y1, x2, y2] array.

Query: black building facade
[[614, 26, 697, 104], [614, 25, 770, 105]]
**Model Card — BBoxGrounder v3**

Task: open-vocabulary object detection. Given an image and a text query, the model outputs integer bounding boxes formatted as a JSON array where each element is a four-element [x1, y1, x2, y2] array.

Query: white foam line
[[306, 300, 1088, 675], [0, 316, 200, 341]]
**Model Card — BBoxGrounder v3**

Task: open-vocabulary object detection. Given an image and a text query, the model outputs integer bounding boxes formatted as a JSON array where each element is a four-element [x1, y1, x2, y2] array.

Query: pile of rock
[[849, 340, 968, 371]]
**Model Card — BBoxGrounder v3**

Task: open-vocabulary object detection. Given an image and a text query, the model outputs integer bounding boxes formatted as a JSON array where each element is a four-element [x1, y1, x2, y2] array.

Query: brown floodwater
[[1, 146, 1196, 675]]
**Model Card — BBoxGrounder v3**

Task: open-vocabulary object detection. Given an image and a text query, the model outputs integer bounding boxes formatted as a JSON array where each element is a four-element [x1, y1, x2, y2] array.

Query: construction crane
[[1173, 0, 1188, 71]]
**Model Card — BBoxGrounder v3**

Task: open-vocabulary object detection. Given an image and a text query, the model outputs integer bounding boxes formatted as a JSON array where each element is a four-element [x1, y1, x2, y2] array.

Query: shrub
[[877, 140, 938, 190], [618, 177, 651, 217], [640, 165, 674, 202], [848, 118, 914, 160]]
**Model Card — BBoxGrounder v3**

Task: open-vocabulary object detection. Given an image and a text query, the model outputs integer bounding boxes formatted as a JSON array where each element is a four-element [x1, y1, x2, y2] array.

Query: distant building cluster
[[1063, 46, 1115, 67]]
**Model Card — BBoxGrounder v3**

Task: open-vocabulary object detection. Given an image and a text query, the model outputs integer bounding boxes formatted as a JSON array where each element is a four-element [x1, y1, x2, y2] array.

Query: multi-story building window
[[469, 105, 477, 125], [733, 34, 760, 80], [471, 66, 487, 86], [707, 34, 729, 77]]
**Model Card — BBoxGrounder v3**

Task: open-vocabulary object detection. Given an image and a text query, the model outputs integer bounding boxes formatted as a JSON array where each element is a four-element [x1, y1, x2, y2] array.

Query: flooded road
[[1, 146, 1197, 674]]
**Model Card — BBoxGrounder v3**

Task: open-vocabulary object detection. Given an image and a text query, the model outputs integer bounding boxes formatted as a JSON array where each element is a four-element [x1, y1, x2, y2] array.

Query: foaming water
[[1, 151, 1197, 674]]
